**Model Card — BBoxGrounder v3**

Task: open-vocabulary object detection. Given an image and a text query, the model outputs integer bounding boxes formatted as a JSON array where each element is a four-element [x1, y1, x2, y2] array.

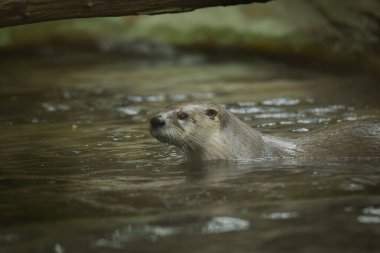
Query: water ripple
[[93, 216, 250, 248]]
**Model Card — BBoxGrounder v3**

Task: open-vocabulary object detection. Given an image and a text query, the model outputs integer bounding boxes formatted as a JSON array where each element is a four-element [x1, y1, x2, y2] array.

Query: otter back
[[296, 118, 380, 157]]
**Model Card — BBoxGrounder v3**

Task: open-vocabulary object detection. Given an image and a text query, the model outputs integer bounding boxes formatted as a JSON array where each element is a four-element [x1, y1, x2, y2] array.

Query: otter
[[149, 101, 380, 162]]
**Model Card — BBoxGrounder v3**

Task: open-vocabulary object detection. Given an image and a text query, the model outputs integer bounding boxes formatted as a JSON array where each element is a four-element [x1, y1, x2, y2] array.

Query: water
[[1, 47, 380, 253]]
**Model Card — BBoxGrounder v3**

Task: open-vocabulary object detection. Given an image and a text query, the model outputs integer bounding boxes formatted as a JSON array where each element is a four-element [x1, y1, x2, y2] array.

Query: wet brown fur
[[150, 101, 380, 162]]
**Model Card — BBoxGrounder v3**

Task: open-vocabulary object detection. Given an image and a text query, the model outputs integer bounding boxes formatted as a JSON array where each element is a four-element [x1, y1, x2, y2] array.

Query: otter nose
[[150, 115, 165, 128]]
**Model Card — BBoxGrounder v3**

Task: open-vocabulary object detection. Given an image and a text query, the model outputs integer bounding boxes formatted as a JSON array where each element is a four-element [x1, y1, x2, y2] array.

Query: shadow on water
[[1, 45, 380, 252]]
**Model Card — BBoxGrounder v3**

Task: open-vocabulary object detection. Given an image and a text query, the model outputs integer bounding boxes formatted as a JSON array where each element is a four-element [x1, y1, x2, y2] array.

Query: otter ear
[[206, 108, 218, 120]]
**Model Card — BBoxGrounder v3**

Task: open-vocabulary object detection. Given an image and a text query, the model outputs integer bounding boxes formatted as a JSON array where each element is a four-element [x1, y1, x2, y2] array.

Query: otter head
[[149, 101, 229, 161]]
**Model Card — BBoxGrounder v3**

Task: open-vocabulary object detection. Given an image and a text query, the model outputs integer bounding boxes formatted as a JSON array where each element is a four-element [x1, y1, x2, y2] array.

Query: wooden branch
[[0, 0, 270, 28]]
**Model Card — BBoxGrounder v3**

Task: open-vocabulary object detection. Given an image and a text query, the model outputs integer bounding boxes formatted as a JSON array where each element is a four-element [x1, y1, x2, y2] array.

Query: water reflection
[[93, 216, 250, 249], [358, 206, 380, 224]]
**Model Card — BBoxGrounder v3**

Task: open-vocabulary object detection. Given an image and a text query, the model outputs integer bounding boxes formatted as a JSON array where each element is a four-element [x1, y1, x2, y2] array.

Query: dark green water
[[1, 47, 380, 253]]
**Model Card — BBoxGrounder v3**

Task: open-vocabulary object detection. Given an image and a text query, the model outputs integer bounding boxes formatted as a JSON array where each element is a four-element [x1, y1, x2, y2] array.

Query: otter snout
[[150, 115, 165, 128]]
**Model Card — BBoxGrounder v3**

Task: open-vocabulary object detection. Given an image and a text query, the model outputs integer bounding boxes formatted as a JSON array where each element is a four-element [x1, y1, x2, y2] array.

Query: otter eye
[[177, 111, 189, 120], [206, 108, 218, 120]]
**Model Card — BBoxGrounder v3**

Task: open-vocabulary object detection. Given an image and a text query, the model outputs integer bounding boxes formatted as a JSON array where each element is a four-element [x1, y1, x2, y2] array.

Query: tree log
[[0, 0, 270, 28]]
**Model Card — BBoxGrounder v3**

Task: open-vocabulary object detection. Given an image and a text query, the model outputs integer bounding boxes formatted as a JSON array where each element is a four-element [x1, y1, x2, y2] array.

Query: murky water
[[1, 47, 380, 253]]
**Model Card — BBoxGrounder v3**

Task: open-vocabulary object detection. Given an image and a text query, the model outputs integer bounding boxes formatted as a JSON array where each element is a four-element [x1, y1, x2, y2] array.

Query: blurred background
[[1, 0, 380, 72]]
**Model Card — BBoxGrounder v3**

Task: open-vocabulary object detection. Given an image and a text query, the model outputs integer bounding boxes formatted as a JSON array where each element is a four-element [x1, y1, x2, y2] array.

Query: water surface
[[1, 47, 380, 253]]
